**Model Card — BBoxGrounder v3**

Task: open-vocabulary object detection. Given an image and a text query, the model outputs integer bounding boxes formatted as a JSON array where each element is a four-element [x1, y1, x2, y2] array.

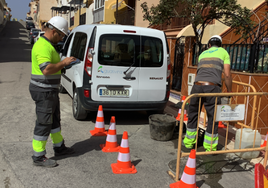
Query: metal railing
[[192, 43, 268, 73], [170, 91, 268, 182]]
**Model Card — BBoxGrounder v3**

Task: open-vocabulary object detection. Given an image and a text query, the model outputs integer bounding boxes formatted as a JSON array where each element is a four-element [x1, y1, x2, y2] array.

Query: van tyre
[[73, 88, 87, 120]]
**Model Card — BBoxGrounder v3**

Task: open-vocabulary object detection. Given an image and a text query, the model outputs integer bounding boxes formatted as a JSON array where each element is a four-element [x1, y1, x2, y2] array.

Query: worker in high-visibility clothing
[[29, 16, 76, 167], [183, 35, 232, 152]]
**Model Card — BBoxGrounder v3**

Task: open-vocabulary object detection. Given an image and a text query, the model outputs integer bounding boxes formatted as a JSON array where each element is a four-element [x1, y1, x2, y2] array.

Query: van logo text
[[150, 77, 163, 80], [97, 66, 123, 74], [96, 76, 110, 79]]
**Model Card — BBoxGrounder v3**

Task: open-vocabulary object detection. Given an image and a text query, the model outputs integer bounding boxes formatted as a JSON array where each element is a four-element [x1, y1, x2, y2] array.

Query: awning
[[51, 7, 61, 11], [51, 6, 75, 12], [68, 0, 83, 5], [60, 6, 75, 11], [111, 0, 124, 10]]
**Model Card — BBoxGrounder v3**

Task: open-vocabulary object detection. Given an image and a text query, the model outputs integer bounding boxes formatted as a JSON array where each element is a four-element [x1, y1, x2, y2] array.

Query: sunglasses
[[55, 29, 65, 39]]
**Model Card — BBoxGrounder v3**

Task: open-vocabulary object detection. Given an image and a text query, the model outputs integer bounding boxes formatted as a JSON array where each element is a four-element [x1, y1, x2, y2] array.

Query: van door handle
[[123, 77, 136, 81], [106, 85, 124, 89]]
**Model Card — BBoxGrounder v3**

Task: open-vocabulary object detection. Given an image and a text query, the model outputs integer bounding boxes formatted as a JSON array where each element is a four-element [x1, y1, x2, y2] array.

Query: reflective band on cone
[[176, 109, 182, 121], [176, 109, 188, 121], [100, 116, 120, 152], [183, 110, 188, 121], [90, 105, 107, 136], [111, 131, 137, 174], [170, 149, 199, 188]]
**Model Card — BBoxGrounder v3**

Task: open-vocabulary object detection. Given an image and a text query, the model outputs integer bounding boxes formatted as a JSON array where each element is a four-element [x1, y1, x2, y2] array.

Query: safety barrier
[[203, 80, 257, 130], [172, 91, 268, 182]]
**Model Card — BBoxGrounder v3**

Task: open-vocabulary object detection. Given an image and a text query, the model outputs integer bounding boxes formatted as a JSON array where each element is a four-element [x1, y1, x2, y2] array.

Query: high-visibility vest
[[195, 46, 230, 86], [30, 37, 61, 89]]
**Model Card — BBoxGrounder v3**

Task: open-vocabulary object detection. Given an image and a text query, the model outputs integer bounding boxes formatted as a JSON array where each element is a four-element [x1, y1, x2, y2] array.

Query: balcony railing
[[93, 7, 104, 23], [150, 17, 191, 31], [117, 9, 135, 26]]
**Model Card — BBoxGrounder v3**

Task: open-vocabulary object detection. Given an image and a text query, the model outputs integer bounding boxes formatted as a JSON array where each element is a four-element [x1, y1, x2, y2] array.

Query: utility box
[[188, 73, 195, 95]]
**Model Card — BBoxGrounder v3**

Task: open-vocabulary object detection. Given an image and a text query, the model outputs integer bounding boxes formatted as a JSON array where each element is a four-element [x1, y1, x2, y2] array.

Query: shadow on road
[[50, 134, 123, 160], [0, 21, 31, 63]]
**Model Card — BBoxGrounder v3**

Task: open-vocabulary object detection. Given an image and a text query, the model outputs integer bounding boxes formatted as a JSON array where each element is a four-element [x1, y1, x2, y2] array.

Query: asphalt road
[[0, 21, 255, 188]]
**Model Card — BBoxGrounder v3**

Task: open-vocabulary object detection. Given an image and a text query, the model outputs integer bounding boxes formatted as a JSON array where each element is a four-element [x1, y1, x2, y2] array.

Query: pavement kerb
[[167, 94, 266, 168]]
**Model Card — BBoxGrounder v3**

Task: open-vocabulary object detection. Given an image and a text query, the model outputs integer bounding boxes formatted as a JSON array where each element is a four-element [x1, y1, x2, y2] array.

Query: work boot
[[181, 142, 195, 153], [32, 155, 57, 168], [54, 143, 75, 156]]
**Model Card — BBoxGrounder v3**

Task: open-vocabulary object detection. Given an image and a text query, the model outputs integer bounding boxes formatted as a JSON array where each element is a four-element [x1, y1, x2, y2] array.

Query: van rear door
[[90, 29, 140, 102], [138, 35, 167, 101]]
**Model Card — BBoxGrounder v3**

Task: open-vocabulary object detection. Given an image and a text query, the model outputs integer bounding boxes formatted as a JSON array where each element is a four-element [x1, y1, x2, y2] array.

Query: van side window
[[141, 36, 163, 67], [62, 33, 73, 56], [71, 32, 88, 61], [98, 34, 139, 67]]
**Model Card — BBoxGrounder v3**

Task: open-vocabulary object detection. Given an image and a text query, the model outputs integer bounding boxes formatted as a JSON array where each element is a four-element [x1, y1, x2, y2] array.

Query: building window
[[95, 0, 104, 10], [80, 13, 86, 25], [70, 16, 74, 26]]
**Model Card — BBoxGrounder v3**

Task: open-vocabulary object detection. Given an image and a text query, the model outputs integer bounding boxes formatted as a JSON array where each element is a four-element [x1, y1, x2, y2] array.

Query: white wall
[[86, 3, 94, 24]]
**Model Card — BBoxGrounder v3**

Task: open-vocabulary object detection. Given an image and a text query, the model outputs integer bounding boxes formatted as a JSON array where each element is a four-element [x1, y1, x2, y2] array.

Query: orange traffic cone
[[176, 109, 188, 121], [183, 110, 188, 121], [111, 131, 137, 174], [170, 149, 199, 188], [176, 109, 182, 121], [181, 96, 186, 103], [261, 132, 268, 147], [90, 105, 107, 136], [218, 121, 227, 129], [100, 116, 120, 152]]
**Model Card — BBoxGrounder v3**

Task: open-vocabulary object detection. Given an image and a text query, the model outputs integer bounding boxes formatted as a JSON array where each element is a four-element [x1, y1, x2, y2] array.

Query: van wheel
[[72, 88, 87, 120], [59, 83, 67, 93]]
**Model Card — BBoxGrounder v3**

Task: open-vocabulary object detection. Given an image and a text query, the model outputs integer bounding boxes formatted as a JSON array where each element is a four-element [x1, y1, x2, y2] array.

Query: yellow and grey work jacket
[[30, 36, 61, 92], [195, 46, 230, 86]]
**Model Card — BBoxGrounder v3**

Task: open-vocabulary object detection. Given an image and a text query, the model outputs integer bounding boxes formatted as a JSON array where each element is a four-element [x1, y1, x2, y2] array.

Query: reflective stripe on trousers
[[32, 127, 63, 156], [203, 132, 218, 151], [183, 128, 197, 149]]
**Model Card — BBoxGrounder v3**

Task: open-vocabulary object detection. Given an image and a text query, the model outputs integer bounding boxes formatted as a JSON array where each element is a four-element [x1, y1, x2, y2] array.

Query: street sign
[[216, 104, 245, 121]]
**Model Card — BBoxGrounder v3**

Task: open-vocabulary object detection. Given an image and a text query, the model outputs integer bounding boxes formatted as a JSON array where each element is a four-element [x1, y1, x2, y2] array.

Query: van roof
[[71, 24, 164, 36]]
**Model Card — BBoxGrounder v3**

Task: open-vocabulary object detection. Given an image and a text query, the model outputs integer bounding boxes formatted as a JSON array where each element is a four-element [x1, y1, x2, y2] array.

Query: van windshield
[[98, 34, 163, 67]]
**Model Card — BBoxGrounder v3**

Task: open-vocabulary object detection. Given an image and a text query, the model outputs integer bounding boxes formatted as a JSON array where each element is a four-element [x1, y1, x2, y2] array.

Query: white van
[[60, 24, 171, 120]]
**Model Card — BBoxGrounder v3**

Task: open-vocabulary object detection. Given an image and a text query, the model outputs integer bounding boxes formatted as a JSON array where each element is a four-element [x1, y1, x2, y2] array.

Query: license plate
[[99, 89, 129, 97]]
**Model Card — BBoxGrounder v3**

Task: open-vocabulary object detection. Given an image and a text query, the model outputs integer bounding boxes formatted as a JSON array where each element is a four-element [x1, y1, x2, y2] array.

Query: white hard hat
[[47, 16, 68, 35], [209, 35, 222, 42]]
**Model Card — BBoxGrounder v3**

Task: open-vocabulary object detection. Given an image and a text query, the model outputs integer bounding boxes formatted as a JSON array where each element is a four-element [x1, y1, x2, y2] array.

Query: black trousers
[[30, 90, 61, 135], [30, 90, 63, 158], [187, 85, 221, 134]]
